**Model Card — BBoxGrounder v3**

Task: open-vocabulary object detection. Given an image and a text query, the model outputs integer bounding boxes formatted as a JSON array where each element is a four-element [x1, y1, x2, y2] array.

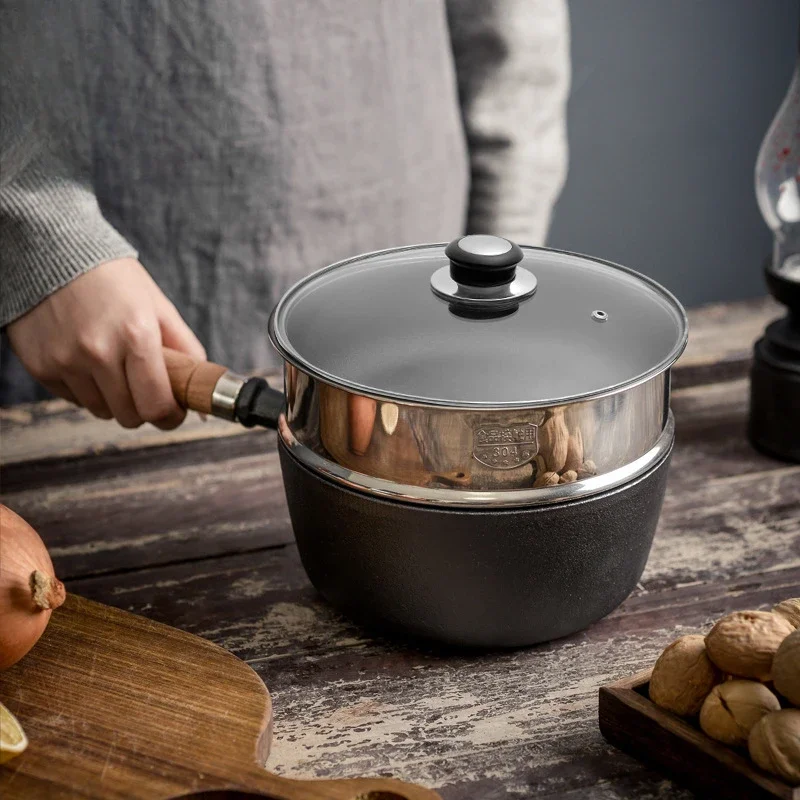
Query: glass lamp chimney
[[755, 35, 800, 280]]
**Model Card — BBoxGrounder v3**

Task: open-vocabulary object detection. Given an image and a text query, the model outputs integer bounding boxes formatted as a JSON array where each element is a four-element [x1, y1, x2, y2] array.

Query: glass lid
[[269, 236, 688, 408]]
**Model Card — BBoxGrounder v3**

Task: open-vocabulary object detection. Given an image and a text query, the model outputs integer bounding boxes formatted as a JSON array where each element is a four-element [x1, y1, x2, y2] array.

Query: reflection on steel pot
[[164, 235, 688, 646]]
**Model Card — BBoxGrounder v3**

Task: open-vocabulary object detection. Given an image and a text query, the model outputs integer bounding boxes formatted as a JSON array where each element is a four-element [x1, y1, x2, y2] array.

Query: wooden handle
[[163, 347, 229, 415], [283, 775, 442, 800], [183, 767, 443, 800]]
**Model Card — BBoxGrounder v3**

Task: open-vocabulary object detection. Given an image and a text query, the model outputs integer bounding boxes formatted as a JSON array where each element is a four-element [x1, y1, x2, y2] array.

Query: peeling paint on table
[[1, 298, 797, 799]]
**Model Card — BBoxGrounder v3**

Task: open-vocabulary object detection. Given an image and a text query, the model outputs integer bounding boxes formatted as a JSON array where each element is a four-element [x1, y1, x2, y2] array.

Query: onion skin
[[0, 505, 65, 670]]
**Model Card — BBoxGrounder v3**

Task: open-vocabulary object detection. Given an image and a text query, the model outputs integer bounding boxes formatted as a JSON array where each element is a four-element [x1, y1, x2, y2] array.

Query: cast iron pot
[[164, 236, 688, 647]]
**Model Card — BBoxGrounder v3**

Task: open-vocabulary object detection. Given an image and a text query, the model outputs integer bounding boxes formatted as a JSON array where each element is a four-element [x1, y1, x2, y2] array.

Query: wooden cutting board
[[0, 594, 439, 800]]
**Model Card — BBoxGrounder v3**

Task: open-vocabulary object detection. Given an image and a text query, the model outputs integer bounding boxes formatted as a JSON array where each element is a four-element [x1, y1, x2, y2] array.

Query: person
[[0, 0, 570, 429]]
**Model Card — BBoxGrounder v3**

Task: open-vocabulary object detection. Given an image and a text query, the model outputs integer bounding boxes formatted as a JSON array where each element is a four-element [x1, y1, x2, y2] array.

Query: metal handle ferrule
[[211, 372, 247, 421]]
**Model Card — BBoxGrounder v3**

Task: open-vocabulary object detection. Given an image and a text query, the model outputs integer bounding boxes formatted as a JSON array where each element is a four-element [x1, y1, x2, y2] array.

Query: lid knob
[[445, 235, 524, 287], [431, 235, 536, 311]]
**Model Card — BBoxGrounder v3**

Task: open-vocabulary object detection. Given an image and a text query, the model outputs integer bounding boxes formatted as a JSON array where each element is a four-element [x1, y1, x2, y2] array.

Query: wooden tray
[[599, 669, 799, 800]]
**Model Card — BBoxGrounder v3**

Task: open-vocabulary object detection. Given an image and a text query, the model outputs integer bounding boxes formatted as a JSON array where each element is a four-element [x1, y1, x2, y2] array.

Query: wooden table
[[2, 297, 798, 799]]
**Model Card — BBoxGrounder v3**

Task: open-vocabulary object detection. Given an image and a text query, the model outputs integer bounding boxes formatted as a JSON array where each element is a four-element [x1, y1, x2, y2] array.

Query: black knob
[[765, 262, 800, 315], [445, 235, 524, 288], [234, 377, 284, 429]]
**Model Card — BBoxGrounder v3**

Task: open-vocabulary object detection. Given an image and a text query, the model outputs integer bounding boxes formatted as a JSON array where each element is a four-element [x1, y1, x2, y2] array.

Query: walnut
[[559, 470, 578, 484], [533, 470, 560, 488], [699, 680, 780, 746], [649, 635, 721, 716], [773, 598, 800, 630], [748, 709, 800, 785], [773, 628, 800, 707], [705, 611, 794, 680]]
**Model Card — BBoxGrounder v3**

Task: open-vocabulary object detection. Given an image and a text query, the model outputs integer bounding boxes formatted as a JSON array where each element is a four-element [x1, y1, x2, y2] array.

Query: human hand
[[7, 258, 206, 429]]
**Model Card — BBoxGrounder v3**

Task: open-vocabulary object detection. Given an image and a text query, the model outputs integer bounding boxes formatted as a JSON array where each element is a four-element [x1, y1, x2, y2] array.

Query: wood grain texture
[[1, 430, 288, 580], [0, 398, 255, 467], [65, 552, 799, 799], [164, 348, 229, 415], [1, 379, 798, 798], [0, 594, 270, 799], [0, 298, 797, 799], [671, 296, 781, 388], [599, 671, 798, 800], [0, 595, 438, 800]]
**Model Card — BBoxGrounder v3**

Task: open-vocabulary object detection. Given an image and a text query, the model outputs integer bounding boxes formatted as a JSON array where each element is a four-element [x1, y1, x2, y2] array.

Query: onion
[[0, 504, 65, 669]]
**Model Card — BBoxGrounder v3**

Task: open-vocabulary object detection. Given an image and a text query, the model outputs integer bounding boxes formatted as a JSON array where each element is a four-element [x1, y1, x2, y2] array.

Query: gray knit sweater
[[1, 0, 569, 378]]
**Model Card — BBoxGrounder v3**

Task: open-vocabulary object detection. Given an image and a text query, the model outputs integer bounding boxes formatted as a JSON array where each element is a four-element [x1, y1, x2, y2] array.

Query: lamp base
[[748, 315, 800, 463]]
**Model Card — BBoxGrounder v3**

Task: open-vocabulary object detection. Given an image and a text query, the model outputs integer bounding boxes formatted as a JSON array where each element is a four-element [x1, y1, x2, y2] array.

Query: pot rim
[[268, 243, 689, 410], [278, 410, 675, 507]]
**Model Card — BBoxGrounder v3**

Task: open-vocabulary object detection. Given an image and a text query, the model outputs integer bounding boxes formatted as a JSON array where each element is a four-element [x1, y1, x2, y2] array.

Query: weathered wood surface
[[0, 296, 798, 799], [670, 296, 781, 388], [1, 429, 287, 580], [0, 397, 258, 467]]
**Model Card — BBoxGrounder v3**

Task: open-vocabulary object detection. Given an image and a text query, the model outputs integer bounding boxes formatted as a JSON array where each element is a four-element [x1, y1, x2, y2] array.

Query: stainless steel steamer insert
[[267, 236, 687, 506]]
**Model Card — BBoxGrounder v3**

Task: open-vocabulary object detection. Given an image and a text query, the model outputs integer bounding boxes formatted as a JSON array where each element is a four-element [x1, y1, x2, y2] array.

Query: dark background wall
[[548, 0, 798, 308]]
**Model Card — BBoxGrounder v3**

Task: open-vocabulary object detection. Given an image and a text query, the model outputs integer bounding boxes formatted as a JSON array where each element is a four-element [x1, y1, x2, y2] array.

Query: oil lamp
[[749, 32, 800, 462]]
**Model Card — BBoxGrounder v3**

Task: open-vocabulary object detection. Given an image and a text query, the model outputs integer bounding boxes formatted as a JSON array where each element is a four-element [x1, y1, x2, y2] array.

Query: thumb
[[156, 297, 207, 363]]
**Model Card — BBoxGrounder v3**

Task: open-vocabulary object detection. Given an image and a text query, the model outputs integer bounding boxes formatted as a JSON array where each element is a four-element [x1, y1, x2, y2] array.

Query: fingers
[[157, 296, 207, 362], [7, 257, 203, 431], [62, 373, 113, 419], [124, 345, 186, 431], [93, 357, 144, 429], [41, 375, 115, 423], [39, 379, 79, 406]]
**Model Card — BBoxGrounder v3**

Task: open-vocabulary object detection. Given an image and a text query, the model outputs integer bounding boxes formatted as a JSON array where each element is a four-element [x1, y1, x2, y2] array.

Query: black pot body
[[279, 438, 673, 647]]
